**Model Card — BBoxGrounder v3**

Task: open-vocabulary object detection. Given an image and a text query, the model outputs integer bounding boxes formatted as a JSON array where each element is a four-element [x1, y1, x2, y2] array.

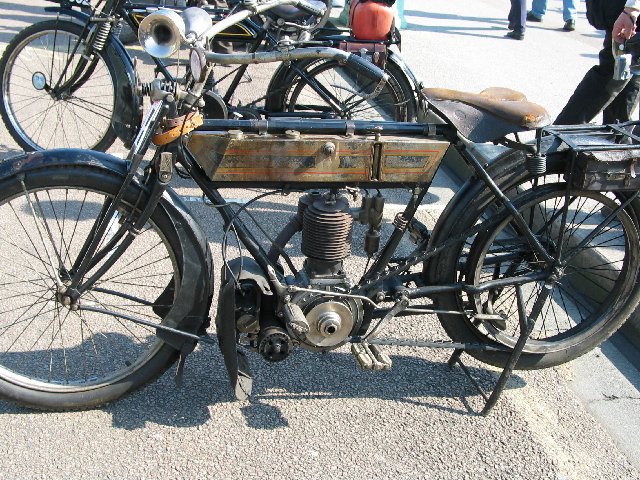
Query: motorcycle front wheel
[[0, 164, 190, 410], [0, 20, 118, 151]]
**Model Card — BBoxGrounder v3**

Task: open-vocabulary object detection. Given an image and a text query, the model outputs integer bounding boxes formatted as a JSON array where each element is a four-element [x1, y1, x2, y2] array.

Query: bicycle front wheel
[[0, 164, 187, 410], [0, 20, 117, 151]]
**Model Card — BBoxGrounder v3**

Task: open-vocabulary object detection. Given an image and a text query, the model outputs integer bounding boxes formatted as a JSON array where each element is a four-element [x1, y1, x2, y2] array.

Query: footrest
[[351, 343, 392, 370]]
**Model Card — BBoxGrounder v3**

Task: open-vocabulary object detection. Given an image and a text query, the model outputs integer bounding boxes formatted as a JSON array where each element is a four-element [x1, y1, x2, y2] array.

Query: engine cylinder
[[301, 195, 353, 262]]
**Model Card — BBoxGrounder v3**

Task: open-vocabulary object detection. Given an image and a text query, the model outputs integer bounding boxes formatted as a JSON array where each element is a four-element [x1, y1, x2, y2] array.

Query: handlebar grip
[[345, 53, 389, 83], [295, 0, 326, 17]]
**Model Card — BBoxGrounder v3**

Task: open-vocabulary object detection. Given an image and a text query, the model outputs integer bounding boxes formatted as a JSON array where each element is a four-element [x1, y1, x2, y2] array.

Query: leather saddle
[[421, 87, 551, 143]]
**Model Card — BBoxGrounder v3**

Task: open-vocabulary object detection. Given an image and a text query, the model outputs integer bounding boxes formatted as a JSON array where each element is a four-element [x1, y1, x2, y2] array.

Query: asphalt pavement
[[0, 1, 639, 479]]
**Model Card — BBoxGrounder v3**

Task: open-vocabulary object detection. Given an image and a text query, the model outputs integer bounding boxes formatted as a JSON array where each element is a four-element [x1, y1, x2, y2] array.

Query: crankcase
[[187, 130, 449, 185]]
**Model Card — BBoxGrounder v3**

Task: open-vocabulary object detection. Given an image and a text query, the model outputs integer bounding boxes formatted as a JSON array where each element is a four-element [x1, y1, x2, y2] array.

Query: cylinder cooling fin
[[301, 195, 353, 262]]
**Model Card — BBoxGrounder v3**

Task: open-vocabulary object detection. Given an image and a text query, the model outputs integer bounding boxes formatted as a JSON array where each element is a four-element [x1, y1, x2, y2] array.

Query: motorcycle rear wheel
[[0, 165, 189, 410], [428, 178, 640, 369], [0, 20, 118, 151]]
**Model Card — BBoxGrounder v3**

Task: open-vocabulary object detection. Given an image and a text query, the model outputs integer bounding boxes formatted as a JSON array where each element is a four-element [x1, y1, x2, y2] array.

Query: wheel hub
[[57, 285, 79, 310]]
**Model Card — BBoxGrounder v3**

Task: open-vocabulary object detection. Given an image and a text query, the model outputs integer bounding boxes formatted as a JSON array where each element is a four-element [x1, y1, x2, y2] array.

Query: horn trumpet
[[138, 8, 186, 59]]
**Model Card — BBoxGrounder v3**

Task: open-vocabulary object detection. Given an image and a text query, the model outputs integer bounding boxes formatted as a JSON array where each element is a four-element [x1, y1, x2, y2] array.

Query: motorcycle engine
[[293, 193, 363, 350], [255, 192, 363, 360]]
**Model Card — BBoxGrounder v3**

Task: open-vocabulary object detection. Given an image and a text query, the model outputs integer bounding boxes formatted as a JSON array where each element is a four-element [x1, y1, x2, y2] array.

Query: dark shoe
[[508, 21, 515, 30], [563, 19, 576, 31], [526, 11, 542, 22], [506, 30, 525, 40]]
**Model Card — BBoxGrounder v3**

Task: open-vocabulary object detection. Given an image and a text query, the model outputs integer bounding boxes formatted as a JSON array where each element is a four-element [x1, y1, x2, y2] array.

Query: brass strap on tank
[[152, 112, 203, 146]]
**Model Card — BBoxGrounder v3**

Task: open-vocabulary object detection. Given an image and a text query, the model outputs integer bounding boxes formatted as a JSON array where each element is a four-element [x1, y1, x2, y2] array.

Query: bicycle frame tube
[[177, 141, 555, 307], [170, 119, 556, 298]]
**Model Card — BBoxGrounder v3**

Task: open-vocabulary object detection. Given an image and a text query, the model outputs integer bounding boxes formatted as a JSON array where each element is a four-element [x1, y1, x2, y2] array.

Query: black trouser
[[508, 0, 526, 33], [555, 29, 640, 124]]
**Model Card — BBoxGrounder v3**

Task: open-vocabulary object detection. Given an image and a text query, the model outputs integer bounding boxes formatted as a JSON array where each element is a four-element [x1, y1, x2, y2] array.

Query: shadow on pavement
[[605, 335, 640, 390], [0, 346, 527, 430], [0, 9, 52, 45]]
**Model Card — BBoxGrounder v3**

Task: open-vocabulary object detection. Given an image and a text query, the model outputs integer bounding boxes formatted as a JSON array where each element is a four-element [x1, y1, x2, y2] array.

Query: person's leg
[[603, 75, 640, 123], [555, 30, 631, 124], [530, 0, 547, 19], [563, 0, 577, 21], [508, 5, 515, 25], [507, 0, 526, 38], [518, 0, 526, 31]]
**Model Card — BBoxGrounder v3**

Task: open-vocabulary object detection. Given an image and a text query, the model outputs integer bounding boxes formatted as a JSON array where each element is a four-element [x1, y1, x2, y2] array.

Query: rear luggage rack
[[543, 121, 640, 153], [543, 121, 640, 191]]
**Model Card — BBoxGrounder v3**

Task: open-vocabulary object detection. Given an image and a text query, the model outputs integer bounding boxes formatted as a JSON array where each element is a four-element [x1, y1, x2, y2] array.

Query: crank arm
[[365, 295, 409, 339]]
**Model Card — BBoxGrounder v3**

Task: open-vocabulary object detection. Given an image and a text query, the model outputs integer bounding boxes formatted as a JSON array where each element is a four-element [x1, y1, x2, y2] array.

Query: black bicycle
[[0, 0, 420, 151]]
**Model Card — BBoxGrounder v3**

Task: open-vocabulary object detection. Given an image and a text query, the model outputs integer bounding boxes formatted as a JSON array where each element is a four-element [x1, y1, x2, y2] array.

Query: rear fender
[[0, 149, 213, 350]]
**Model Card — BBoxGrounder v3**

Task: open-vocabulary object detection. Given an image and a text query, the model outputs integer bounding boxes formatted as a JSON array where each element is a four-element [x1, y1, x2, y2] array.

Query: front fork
[[48, 11, 113, 97], [61, 100, 169, 305]]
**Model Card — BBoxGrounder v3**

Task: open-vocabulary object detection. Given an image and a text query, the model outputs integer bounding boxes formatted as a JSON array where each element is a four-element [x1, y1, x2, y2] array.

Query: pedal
[[369, 344, 392, 369], [352, 344, 373, 369], [351, 343, 392, 370]]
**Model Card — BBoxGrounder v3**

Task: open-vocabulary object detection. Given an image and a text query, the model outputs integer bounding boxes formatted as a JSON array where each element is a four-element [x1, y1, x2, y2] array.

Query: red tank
[[349, 0, 395, 41]]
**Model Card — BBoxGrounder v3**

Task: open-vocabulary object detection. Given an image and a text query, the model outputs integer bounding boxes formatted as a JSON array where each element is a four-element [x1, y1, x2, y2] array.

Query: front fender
[[44, 7, 143, 147], [1, 149, 213, 349], [105, 36, 143, 147], [44, 6, 90, 22]]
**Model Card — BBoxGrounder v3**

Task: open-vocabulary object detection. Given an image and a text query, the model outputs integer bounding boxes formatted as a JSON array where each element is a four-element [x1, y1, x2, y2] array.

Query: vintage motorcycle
[[0, 1, 639, 413], [0, 0, 418, 151]]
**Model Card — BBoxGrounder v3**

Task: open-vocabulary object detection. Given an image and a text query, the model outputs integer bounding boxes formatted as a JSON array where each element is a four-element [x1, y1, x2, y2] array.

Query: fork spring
[[93, 22, 112, 52]]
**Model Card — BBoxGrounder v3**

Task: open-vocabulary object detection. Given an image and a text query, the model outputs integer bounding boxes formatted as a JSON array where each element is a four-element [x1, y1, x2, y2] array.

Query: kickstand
[[448, 285, 537, 416]]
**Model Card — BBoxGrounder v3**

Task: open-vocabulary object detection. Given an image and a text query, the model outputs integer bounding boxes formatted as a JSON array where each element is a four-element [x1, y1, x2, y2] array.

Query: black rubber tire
[[0, 20, 118, 151], [467, 184, 640, 367], [265, 57, 417, 121], [0, 164, 193, 410], [424, 149, 640, 369]]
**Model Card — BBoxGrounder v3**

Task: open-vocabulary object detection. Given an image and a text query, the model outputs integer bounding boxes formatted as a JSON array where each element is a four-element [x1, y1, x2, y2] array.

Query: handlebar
[[204, 47, 389, 85], [291, 0, 326, 17], [200, 0, 324, 40]]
